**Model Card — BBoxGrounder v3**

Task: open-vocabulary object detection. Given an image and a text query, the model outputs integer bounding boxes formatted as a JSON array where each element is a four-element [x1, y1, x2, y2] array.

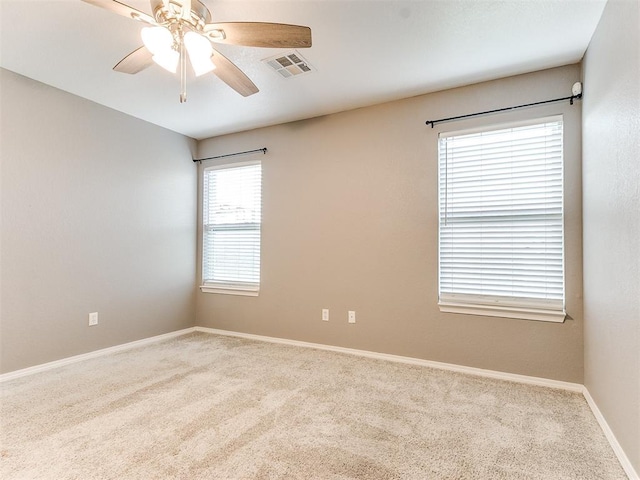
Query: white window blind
[[438, 117, 565, 322], [202, 162, 261, 294]]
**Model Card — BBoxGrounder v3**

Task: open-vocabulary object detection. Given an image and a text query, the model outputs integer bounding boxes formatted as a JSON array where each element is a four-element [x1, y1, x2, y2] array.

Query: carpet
[[0, 332, 627, 479]]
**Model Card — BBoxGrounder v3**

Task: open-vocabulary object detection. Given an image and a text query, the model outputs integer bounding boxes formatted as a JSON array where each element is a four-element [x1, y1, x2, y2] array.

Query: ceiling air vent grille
[[262, 51, 314, 79]]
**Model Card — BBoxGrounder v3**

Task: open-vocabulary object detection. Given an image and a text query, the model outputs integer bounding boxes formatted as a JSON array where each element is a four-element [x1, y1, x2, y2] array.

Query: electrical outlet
[[89, 312, 98, 326], [322, 309, 329, 321], [348, 311, 356, 324]]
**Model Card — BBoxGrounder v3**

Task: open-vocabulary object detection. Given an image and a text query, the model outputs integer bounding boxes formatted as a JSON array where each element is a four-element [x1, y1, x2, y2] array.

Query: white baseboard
[[583, 387, 639, 480], [0, 327, 197, 383], [195, 327, 583, 392], [200, 327, 637, 478], [3, 325, 635, 479]]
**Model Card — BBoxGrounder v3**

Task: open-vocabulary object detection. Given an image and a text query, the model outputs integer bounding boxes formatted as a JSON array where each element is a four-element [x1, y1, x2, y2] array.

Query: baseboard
[[583, 387, 639, 480], [0, 327, 197, 383], [199, 327, 638, 477], [3, 325, 634, 479], [195, 327, 583, 392]]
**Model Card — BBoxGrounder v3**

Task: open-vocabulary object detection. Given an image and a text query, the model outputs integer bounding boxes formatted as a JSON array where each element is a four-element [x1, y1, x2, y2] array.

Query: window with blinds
[[438, 117, 565, 322], [202, 162, 262, 295]]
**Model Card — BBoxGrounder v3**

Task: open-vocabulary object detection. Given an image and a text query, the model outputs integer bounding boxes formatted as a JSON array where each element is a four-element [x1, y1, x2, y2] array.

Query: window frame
[[200, 160, 262, 297], [437, 116, 566, 323]]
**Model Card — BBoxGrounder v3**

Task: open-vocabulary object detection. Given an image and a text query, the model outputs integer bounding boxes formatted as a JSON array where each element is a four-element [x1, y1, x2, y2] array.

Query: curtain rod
[[193, 147, 267, 163], [425, 94, 582, 128]]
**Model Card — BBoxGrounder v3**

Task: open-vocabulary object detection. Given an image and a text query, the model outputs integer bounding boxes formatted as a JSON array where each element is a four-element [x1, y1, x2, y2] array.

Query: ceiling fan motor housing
[[149, 0, 211, 29]]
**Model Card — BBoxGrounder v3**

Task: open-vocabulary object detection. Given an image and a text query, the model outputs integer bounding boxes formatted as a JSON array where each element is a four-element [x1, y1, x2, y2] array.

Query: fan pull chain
[[179, 36, 187, 103]]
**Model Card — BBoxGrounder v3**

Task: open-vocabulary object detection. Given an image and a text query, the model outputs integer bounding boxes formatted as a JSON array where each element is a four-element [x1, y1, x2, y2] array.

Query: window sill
[[200, 284, 259, 297], [438, 298, 566, 323]]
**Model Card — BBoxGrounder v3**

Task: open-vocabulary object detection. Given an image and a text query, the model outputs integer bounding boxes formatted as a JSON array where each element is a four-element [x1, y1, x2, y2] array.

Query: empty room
[[1, 0, 638, 478]]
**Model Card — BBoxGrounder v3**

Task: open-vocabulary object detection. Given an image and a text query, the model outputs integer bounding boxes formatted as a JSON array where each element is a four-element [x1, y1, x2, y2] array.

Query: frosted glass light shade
[[141, 27, 179, 73], [184, 31, 216, 76]]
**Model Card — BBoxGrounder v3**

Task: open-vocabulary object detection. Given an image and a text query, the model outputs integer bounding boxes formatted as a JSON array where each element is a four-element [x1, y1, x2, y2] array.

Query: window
[[438, 117, 565, 322], [201, 162, 262, 296]]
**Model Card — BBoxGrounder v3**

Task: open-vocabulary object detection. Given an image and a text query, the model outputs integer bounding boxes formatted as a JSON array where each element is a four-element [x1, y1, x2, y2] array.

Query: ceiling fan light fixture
[[152, 49, 180, 73], [141, 26, 179, 73], [184, 31, 216, 76]]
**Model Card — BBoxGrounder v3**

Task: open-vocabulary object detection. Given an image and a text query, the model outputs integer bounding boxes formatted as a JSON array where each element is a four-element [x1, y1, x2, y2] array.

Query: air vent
[[262, 50, 314, 79]]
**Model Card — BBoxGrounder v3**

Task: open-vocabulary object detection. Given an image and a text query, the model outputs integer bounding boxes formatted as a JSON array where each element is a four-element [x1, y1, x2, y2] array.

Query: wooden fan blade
[[210, 47, 259, 97], [204, 22, 312, 48], [113, 46, 154, 74], [81, 0, 156, 25]]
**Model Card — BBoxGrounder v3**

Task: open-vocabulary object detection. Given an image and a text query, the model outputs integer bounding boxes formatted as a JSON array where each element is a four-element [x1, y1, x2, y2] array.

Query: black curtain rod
[[425, 94, 582, 128], [193, 147, 267, 163]]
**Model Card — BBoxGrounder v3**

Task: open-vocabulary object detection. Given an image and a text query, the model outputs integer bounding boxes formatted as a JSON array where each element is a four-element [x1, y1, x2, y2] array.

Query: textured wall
[[582, 0, 640, 474], [0, 69, 197, 373], [196, 65, 585, 383]]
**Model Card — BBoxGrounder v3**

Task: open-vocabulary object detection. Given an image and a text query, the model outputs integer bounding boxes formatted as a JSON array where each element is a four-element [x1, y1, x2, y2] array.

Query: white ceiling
[[1, 0, 606, 140]]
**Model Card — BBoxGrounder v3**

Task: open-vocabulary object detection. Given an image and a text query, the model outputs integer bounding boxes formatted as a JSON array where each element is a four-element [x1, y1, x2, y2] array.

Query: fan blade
[[113, 46, 154, 74], [204, 22, 312, 48], [81, 0, 156, 25], [210, 47, 259, 97]]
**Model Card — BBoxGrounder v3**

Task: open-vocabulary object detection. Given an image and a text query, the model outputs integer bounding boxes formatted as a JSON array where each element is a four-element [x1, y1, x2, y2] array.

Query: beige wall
[[582, 0, 640, 474], [0, 69, 197, 374], [196, 64, 584, 383]]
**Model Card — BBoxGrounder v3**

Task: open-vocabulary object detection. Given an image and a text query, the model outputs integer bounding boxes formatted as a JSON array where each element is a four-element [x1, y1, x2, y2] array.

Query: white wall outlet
[[322, 309, 329, 321], [348, 310, 356, 324], [89, 312, 99, 326]]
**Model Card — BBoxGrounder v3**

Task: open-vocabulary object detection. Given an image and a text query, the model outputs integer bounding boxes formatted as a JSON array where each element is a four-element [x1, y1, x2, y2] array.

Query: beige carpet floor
[[0, 332, 627, 479]]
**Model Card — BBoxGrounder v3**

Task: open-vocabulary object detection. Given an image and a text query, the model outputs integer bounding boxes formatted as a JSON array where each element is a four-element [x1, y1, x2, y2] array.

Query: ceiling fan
[[82, 0, 312, 102]]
